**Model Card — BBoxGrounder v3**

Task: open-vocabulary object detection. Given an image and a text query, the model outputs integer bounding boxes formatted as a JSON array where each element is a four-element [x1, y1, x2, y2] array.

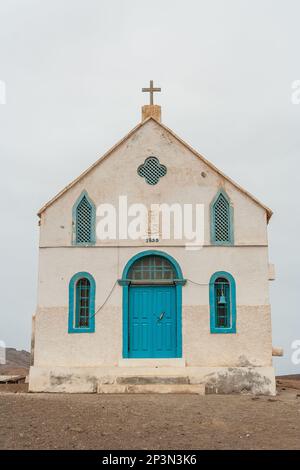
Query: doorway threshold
[[118, 358, 186, 368]]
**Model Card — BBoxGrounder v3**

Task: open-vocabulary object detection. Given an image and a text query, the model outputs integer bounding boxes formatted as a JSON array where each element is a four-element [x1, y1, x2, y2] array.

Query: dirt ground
[[0, 387, 300, 450]]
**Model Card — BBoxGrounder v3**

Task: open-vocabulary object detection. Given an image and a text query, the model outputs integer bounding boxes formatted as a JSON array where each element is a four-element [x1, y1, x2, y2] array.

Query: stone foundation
[[29, 364, 276, 395]]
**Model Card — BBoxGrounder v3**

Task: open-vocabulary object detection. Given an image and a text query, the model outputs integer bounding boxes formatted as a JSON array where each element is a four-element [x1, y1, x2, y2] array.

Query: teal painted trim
[[121, 250, 184, 358], [209, 271, 236, 334], [118, 279, 186, 286], [72, 190, 96, 246], [176, 282, 183, 357], [174, 279, 187, 286], [118, 280, 130, 286], [68, 271, 96, 333], [210, 189, 234, 246], [122, 283, 129, 357]]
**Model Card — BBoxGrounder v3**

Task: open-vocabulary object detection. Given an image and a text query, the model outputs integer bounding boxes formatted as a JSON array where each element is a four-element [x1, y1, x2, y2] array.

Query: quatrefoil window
[[137, 156, 167, 185]]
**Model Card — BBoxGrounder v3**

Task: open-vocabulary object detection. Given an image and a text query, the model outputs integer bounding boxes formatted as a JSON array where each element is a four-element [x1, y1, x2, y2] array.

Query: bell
[[218, 294, 226, 304]]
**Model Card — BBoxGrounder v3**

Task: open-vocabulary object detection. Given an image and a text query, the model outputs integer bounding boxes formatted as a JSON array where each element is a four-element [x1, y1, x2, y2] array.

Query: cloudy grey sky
[[0, 0, 299, 375]]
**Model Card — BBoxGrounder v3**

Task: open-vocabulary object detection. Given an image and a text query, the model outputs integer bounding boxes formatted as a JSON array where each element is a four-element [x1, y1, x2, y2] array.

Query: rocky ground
[[1, 354, 299, 450], [0, 387, 299, 450]]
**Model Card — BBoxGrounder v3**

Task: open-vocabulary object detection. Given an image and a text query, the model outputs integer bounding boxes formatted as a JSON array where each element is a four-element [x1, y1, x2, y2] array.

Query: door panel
[[128, 286, 177, 358], [152, 286, 176, 356], [129, 288, 152, 356]]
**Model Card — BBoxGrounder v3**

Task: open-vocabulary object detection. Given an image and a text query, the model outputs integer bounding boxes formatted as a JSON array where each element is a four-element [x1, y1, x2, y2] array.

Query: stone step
[[115, 375, 190, 385], [97, 383, 205, 394]]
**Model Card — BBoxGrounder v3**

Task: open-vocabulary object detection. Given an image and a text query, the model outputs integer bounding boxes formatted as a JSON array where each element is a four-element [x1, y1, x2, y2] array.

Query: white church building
[[29, 83, 278, 395]]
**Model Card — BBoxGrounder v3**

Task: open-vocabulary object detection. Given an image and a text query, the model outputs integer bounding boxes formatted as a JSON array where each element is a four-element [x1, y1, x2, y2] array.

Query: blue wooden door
[[128, 286, 177, 358]]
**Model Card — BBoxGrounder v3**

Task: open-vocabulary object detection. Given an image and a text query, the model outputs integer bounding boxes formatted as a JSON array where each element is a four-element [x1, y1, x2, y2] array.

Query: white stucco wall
[[31, 118, 274, 391], [39, 119, 268, 247], [34, 245, 272, 369]]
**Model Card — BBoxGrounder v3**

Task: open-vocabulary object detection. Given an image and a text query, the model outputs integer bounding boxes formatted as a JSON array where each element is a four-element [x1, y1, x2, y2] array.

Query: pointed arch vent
[[75, 194, 95, 244], [212, 192, 233, 244]]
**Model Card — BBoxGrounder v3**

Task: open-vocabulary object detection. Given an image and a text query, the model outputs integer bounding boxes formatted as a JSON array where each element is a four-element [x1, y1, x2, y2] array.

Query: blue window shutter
[[72, 191, 96, 245], [210, 190, 233, 245]]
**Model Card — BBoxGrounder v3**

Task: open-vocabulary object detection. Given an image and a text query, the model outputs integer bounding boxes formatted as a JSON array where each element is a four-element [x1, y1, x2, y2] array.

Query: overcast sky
[[0, 0, 299, 375]]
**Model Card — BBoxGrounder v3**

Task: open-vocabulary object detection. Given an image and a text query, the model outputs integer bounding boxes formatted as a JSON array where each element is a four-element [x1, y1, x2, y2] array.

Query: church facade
[[29, 89, 277, 394]]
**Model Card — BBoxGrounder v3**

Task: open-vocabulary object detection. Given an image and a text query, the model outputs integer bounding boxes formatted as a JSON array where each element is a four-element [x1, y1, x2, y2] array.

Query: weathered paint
[[29, 365, 276, 395], [30, 118, 276, 394]]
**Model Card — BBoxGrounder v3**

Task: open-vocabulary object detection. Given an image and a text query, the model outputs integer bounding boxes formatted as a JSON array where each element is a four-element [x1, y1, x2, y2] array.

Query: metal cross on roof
[[142, 80, 161, 105]]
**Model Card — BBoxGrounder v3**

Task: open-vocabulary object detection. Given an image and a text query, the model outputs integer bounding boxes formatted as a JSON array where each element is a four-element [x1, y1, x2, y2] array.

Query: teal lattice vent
[[213, 192, 231, 243], [138, 156, 167, 185], [76, 195, 93, 243]]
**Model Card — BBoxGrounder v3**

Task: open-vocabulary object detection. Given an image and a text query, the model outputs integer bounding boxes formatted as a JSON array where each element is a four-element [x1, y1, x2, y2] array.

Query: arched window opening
[[68, 272, 95, 333], [75, 278, 91, 328], [214, 277, 230, 328], [209, 271, 236, 334], [127, 255, 176, 281]]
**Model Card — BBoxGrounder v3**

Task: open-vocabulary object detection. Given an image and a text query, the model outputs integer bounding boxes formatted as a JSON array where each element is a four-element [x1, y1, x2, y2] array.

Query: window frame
[[209, 271, 236, 334], [75, 277, 91, 328], [72, 191, 96, 246], [210, 189, 234, 246], [127, 255, 176, 281], [68, 272, 96, 334]]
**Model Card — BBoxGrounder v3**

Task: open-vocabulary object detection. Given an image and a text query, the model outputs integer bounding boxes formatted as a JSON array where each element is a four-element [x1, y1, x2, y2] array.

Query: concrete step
[[115, 375, 190, 385], [97, 383, 205, 394], [97, 375, 205, 394]]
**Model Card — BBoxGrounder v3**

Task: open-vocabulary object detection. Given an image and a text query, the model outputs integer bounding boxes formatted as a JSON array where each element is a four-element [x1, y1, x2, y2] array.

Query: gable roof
[[38, 117, 273, 221]]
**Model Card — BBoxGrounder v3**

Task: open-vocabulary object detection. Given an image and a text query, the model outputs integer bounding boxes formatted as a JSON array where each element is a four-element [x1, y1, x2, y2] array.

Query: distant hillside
[[0, 348, 30, 375], [277, 374, 300, 380], [277, 374, 300, 390]]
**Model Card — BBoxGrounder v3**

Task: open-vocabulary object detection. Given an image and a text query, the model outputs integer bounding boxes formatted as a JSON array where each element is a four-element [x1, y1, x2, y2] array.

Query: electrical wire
[[186, 279, 208, 286], [91, 277, 208, 319], [91, 280, 118, 319]]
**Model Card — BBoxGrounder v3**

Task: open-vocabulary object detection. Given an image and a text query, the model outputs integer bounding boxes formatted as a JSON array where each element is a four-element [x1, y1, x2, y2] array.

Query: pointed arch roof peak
[[38, 116, 272, 221]]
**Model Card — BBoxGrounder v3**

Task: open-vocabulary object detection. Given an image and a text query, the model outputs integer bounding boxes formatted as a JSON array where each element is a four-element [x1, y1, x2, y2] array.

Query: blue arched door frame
[[118, 250, 186, 358]]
